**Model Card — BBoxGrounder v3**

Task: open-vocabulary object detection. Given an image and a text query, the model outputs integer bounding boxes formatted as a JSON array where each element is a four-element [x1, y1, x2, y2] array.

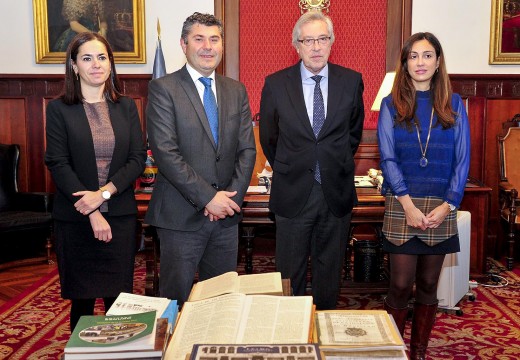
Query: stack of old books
[[63, 293, 178, 359], [313, 310, 407, 359], [163, 271, 315, 360]]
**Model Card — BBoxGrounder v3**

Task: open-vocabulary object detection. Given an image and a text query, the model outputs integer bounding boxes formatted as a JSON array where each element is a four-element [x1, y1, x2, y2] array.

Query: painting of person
[[501, 2, 520, 53], [49, 0, 135, 53], [52, 0, 107, 52]]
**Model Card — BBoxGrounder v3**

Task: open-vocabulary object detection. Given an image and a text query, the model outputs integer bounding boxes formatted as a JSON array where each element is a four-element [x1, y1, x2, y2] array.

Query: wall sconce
[[371, 72, 396, 111]]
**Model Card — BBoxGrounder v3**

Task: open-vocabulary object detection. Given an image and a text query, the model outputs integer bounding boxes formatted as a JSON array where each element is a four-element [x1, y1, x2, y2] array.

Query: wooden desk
[[135, 181, 492, 295], [240, 182, 492, 278]]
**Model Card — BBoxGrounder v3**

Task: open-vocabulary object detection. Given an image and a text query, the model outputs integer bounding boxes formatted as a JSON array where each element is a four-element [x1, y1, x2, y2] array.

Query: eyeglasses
[[297, 36, 331, 47]]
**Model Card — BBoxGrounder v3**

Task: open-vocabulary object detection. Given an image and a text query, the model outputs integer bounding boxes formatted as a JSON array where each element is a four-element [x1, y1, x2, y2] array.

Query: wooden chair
[[0, 144, 53, 269], [497, 114, 520, 270]]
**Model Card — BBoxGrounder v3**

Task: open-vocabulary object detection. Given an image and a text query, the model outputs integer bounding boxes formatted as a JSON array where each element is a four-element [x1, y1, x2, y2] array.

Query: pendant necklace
[[414, 108, 434, 168]]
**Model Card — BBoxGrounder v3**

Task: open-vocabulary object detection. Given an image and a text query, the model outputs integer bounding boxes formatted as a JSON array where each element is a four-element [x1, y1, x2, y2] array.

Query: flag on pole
[[152, 18, 166, 79]]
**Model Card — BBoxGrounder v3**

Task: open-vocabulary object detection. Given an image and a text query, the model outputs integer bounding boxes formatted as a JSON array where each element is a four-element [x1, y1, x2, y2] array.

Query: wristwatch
[[445, 201, 455, 212], [101, 189, 111, 200]]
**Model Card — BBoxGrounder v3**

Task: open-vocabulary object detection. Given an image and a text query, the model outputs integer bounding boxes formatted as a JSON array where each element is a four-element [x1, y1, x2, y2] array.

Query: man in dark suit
[[260, 11, 364, 309], [145, 12, 256, 306]]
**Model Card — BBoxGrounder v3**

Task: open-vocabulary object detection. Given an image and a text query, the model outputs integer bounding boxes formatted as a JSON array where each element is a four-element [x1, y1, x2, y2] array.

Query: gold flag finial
[[157, 18, 161, 40]]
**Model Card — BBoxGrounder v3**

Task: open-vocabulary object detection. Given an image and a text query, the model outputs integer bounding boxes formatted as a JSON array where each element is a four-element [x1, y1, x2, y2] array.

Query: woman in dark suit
[[45, 32, 146, 331]]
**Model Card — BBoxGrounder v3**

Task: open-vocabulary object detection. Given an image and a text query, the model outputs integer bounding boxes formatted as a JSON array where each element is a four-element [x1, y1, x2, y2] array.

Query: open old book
[[187, 271, 283, 301], [313, 310, 405, 353], [165, 293, 314, 360]]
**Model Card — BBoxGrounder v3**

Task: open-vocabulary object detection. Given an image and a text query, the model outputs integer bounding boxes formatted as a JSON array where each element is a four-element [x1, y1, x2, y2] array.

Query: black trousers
[[274, 181, 351, 310]]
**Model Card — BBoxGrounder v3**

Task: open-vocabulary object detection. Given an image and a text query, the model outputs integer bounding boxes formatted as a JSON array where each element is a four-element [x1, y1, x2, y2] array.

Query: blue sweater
[[377, 90, 471, 208]]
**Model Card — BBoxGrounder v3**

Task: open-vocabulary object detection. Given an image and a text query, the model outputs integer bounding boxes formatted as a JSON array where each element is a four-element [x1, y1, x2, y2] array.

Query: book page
[[237, 272, 283, 295], [237, 295, 313, 344], [188, 271, 239, 301], [165, 293, 245, 360], [315, 310, 404, 349], [106, 292, 171, 319]]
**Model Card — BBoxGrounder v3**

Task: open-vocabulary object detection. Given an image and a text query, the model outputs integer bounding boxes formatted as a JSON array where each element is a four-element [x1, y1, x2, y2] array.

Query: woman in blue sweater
[[377, 32, 470, 359]]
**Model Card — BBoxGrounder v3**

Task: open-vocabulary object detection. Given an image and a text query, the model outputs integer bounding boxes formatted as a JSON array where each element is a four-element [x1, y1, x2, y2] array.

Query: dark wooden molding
[[386, 0, 413, 72], [214, 0, 240, 80], [450, 74, 520, 99]]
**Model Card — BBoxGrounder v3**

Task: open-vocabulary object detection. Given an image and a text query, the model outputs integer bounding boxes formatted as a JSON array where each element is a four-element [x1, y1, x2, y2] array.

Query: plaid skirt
[[383, 194, 458, 246]]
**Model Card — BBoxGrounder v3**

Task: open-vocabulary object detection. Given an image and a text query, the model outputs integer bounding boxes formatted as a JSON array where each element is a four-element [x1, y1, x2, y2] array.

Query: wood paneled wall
[[1, 73, 519, 258], [0, 74, 151, 193], [451, 75, 520, 226]]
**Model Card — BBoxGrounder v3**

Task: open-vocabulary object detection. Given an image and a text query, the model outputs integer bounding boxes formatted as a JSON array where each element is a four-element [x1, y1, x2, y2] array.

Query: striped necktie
[[311, 75, 325, 183]]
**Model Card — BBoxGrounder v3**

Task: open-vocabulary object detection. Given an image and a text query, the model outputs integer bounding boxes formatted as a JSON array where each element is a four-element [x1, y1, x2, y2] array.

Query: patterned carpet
[[1, 246, 519, 359]]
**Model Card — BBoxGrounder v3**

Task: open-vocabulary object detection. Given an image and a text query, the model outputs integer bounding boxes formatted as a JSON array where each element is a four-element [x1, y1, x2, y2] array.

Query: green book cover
[[65, 310, 157, 354]]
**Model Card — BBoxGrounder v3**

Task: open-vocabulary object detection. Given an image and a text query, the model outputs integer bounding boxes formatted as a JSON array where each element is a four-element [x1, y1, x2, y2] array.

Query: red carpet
[[1, 249, 520, 359]]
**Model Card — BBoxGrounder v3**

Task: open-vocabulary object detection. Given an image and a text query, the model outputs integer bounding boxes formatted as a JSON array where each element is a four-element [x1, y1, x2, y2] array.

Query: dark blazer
[[145, 65, 256, 231], [260, 62, 364, 218], [45, 97, 146, 221]]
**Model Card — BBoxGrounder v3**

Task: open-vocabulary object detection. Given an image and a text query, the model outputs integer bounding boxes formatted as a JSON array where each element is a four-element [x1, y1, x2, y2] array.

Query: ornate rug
[[1, 251, 519, 359]]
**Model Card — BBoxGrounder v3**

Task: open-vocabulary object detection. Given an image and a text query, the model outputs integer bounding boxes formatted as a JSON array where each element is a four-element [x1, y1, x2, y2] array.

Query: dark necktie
[[199, 77, 219, 145], [311, 75, 325, 183]]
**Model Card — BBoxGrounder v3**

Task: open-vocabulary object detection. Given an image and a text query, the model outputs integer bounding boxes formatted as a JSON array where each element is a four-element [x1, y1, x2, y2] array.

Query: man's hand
[[204, 191, 240, 220], [88, 210, 112, 242]]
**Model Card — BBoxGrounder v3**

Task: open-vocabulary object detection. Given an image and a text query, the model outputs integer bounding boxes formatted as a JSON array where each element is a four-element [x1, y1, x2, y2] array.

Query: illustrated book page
[[314, 310, 405, 351]]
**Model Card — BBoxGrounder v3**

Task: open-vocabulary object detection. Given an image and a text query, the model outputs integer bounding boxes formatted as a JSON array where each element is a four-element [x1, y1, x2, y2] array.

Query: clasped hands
[[204, 190, 240, 222], [405, 204, 450, 230], [73, 190, 112, 242], [399, 195, 450, 230]]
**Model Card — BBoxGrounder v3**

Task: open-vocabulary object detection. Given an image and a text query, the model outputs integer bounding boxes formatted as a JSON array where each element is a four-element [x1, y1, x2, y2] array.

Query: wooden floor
[[0, 256, 57, 307]]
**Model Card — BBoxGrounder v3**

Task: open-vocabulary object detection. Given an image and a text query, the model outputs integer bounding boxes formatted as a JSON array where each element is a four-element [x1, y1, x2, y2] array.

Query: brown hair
[[391, 32, 455, 129], [61, 32, 122, 105]]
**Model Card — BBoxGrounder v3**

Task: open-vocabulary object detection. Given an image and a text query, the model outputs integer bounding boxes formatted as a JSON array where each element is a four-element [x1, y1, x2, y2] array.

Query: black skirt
[[54, 214, 137, 299], [383, 233, 460, 255]]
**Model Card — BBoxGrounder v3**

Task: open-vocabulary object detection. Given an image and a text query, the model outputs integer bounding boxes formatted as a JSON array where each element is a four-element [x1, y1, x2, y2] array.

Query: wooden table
[[239, 182, 491, 279], [135, 181, 491, 295]]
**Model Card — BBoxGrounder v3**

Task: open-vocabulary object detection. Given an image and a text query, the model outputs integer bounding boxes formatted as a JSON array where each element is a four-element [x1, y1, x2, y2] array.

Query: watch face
[[102, 190, 111, 200]]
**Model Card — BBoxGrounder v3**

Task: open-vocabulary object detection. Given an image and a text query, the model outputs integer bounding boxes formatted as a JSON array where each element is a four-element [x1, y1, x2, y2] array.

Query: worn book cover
[[314, 310, 405, 352], [190, 344, 322, 360], [65, 311, 157, 354]]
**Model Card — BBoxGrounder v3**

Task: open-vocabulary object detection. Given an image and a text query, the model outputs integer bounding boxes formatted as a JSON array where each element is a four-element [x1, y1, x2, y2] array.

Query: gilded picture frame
[[490, 0, 520, 64], [33, 0, 146, 64]]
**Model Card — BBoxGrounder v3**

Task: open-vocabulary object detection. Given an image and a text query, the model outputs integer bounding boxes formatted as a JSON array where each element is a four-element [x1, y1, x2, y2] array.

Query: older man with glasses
[[259, 11, 364, 310]]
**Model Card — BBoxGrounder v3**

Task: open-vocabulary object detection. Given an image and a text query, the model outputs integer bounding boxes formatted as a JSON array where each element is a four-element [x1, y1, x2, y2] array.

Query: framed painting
[[490, 0, 520, 64], [33, 0, 146, 64]]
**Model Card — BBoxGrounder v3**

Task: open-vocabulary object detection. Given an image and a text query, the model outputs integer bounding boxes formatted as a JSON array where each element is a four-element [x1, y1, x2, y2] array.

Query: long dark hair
[[391, 32, 455, 129], [61, 32, 122, 105]]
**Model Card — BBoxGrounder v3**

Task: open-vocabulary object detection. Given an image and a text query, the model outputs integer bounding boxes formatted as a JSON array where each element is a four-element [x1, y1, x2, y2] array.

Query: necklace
[[414, 108, 434, 168]]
